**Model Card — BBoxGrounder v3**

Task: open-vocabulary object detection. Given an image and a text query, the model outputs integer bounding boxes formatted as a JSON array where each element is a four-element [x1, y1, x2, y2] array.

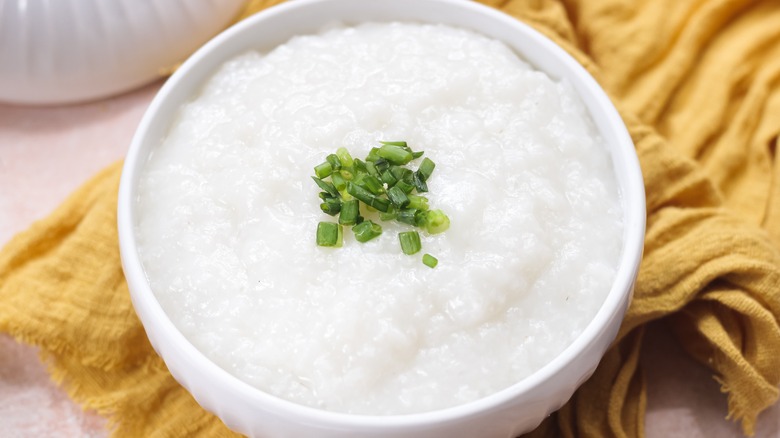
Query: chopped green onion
[[413, 171, 428, 193], [336, 147, 354, 168], [346, 182, 390, 212], [365, 160, 380, 177], [397, 208, 420, 226], [339, 199, 359, 225], [366, 175, 386, 195], [320, 197, 341, 216], [379, 209, 398, 221], [408, 195, 429, 211], [326, 154, 342, 171], [390, 166, 412, 183], [366, 147, 381, 162], [395, 180, 415, 194], [387, 186, 410, 208], [414, 210, 428, 227], [313, 142, 448, 261], [353, 159, 368, 174], [312, 176, 339, 197], [399, 231, 422, 255], [417, 157, 435, 181], [353, 220, 382, 242], [425, 209, 450, 234], [380, 169, 398, 186], [356, 174, 384, 195], [316, 222, 343, 247], [331, 172, 347, 191], [378, 144, 413, 165], [374, 158, 390, 173], [380, 141, 408, 147], [314, 162, 333, 179]]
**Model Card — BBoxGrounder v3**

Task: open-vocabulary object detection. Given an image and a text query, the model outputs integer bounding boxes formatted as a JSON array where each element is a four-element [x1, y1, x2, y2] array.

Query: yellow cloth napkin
[[2, 0, 779, 436]]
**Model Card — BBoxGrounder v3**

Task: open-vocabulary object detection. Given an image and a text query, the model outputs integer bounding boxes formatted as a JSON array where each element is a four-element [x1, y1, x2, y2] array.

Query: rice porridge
[[136, 23, 623, 415]]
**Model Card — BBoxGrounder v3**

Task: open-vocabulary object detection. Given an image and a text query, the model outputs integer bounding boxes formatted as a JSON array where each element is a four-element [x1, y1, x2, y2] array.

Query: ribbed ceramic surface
[[0, 0, 244, 105]]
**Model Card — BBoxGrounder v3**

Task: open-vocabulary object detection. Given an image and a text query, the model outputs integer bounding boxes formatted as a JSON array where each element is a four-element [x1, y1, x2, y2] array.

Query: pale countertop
[[0, 82, 778, 437]]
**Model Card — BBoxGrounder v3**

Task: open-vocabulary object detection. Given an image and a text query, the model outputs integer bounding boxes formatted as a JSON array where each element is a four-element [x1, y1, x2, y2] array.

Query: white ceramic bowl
[[118, 0, 646, 437], [0, 0, 244, 105]]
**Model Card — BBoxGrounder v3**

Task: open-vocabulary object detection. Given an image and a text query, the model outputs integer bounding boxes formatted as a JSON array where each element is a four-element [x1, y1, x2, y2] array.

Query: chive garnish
[[374, 158, 390, 174], [425, 209, 450, 235], [417, 157, 435, 181], [313, 141, 449, 264], [381, 169, 398, 186], [412, 171, 428, 193], [407, 195, 429, 211], [414, 210, 428, 228], [316, 222, 343, 247], [397, 209, 427, 228], [326, 154, 342, 171], [396, 208, 419, 226], [339, 199, 359, 225], [314, 162, 333, 179], [312, 176, 339, 198], [378, 144, 413, 165], [395, 180, 415, 194], [365, 160, 380, 178], [330, 172, 347, 191], [361, 175, 385, 195], [353, 159, 368, 174], [390, 166, 412, 183], [379, 209, 398, 221], [353, 220, 382, 242], [399, 231, 422, 255], [387, 186, 410, 208], [366, 147, 381, 162], [336, 147, 354, 168], [320, 197, 341, 216], [379, 141, 408, 147], [346, 182, 390, 212]]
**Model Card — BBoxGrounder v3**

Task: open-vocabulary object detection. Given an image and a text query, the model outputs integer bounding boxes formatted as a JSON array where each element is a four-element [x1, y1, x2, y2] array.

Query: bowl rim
[[118, 0, 646, 429]]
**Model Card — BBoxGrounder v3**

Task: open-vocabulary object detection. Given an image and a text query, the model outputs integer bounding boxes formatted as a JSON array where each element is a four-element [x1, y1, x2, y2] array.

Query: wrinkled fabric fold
[[1, 0, 779, 436]]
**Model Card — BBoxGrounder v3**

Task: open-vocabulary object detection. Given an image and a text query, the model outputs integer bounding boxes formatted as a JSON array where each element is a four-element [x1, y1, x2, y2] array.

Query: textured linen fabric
[[2, 0, 779, 436]]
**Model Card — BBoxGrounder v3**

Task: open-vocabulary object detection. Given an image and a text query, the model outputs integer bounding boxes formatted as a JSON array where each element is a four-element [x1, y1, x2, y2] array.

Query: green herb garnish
[[387, 186, 410, 208], [424, 209, 450, 235], [336, 147, 354, 168], [311, 176, 338, 198], [320, 197, 341, 216], [378, 144, 414, 165], [312, 141, 449, 266], [316, 222, 343, 247], [314, 162, 333, 179], [353, 220, 382, 242], [339, 199, 360, 226], [417, 157, 435, 182], [399, 231, 422, 255], [346, 182, 391, 213]]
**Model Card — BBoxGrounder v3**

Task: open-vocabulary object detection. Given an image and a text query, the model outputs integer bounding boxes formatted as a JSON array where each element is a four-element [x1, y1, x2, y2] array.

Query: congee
[[136, 23, 623, 415]]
